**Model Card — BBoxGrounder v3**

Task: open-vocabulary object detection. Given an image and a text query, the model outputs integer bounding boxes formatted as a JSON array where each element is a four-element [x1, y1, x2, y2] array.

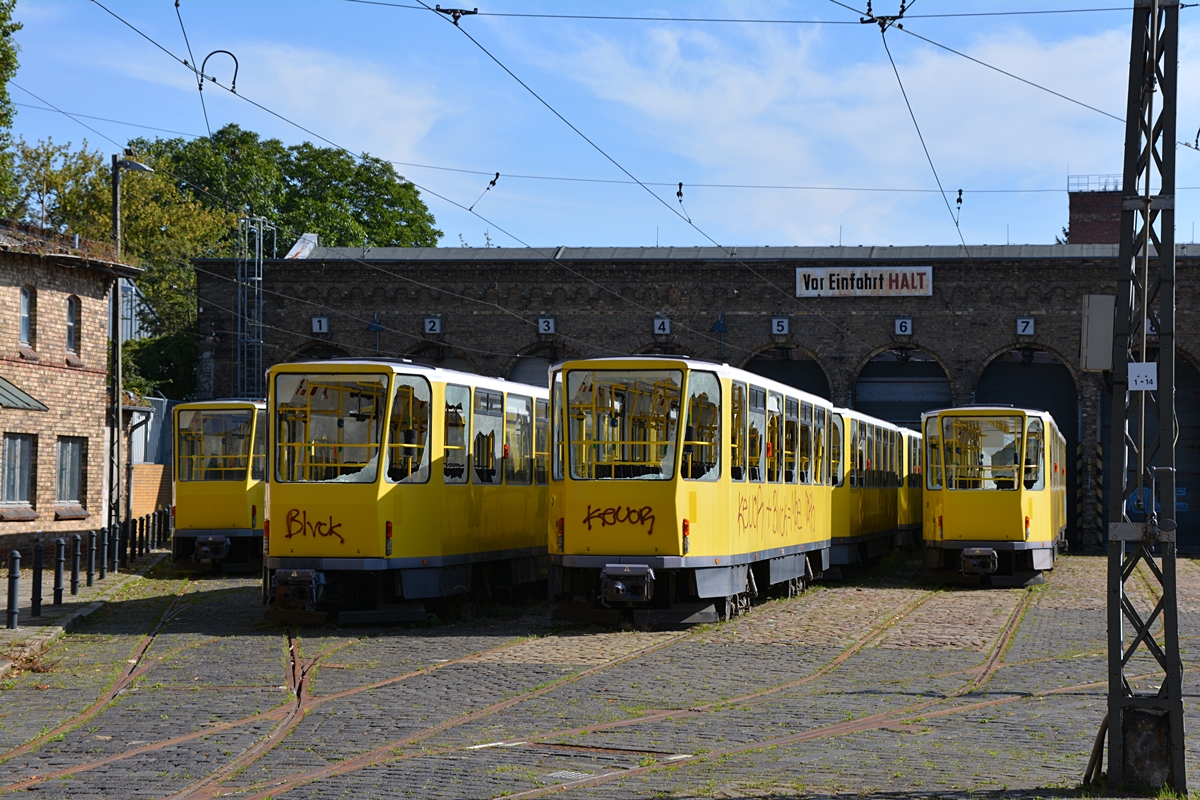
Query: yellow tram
[[898, 427, 924, 544], [265, 359, 549, 622], [173, 400, 267, 565], [829, 410, 914, 566], [922, 406, 1067, 585], [548, 357, 840, 626]]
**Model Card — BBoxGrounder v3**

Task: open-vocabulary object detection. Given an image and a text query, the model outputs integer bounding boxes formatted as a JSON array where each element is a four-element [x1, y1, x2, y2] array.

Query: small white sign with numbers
[[653, 316, 671, 335], [771, 316, 790, 335], [311, 316, 329, 334], [424, 316, 442, 335], [1017, 316, 1035, 336], [1129, 362, 1158, 391], [538, 316, 556, 335], [894, 317, 913, 336]]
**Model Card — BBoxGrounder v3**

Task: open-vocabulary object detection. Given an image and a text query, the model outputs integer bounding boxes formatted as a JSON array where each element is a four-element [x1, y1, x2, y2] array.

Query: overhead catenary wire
[[343, 0, 1130, 25], [84, 0, 766, 358]]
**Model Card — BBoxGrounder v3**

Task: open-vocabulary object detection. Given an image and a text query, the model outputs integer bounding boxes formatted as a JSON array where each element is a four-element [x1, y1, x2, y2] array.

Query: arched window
[[66, 296, 80, 352], [19, 286, 35, 347]]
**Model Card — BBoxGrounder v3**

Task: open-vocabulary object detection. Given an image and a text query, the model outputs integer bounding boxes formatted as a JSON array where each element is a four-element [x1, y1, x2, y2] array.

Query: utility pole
[[1104, 0, 1185, 792]]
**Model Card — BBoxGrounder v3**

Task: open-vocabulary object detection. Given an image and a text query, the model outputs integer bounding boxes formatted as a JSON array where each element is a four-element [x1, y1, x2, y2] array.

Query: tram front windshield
[[177, 409, 254, 482], [942, 415, 1024, 490], [567, 369, 681, 480], [274, 373, 388, 483]]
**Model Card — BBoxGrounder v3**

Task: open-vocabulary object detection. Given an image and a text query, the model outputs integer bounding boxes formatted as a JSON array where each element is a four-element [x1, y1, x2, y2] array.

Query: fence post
[[140, 515, 147, 556], [53, 539, 65, 605], [87, 530, 96, 587], [71, 534, 81, 596], [99, 528, 108, 580], [7, 550, 20, 629], [150, 511, 158, 549], [31, 542, 43, 618]]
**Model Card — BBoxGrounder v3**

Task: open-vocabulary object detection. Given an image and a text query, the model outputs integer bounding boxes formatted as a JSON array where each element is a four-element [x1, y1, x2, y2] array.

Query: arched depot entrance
[[853, 350, 951, 429], [976, 349, 1080, 548], [744, 348, 831, 400], [508, 356, 552, 388], [1101, 356, 1200, 553]]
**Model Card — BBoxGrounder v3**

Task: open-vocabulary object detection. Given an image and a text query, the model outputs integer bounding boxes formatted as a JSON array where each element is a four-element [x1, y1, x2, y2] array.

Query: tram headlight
[[556, 517, 564, 552], [1024, 516, 1031, 541], [263, 519, 270, 555], [386, 520, 394, 556], [682, 518, 690, 554], [937, 515, 943, 539]]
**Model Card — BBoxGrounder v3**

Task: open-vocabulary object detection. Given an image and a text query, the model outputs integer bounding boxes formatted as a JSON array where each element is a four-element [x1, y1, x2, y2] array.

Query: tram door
[[745, 352, 831, 400]]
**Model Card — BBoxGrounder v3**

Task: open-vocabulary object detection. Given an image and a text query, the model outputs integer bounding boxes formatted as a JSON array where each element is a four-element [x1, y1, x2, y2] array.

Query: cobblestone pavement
[[0, 552, 1196, 799]]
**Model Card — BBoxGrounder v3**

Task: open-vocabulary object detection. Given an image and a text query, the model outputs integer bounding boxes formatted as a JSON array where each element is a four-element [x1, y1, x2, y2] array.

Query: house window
[[57, 437, 85, 505], [2, 433, 35, 505], [66, 296, 80, 353], [19, 286, 35, 347]]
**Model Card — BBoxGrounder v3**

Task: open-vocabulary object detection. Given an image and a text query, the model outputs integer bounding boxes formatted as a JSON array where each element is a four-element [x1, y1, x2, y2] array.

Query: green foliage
[[0, 0, 20, 211], [125, 333, 196, 399], [136, 123, 442, 248]]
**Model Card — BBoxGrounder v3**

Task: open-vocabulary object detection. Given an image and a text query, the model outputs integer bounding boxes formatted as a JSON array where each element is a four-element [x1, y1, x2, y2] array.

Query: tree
[[0, 0, 21, 211], [136, 124, 442, 249]]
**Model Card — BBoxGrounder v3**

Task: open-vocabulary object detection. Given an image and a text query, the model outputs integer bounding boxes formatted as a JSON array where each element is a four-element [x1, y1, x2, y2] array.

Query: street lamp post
[[106, 153, 154, 532]]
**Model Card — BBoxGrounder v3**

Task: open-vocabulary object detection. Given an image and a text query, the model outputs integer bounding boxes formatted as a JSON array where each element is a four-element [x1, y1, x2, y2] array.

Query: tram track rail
[[1, 582, 1055, 800]]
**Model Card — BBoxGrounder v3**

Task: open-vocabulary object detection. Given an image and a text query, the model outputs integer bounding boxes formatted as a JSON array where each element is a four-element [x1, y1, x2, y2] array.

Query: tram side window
[[551, 372, 564, 481], [252, 409, 266, 481], [505, 394, 534, 486], [813, 407, 826, 486], [866, 425, 876, 489], [731, 383, 747, 481], [473, 389, 504, 484], [849, 420, 859, 487], [387, 377, 431, 484], [784, 398, 798, 483], [535, 398, 549, 485], [767, 392, 783, 483], [888, 430, 896, 488], [830, 413, 843, 487], [798, 402, 813, 485], [1025, 418, 1045, 491], [748, 387, 766, 482], [925, 418, 942, 490], [682, 371, 720, 481], [443, 385, 470, 484]]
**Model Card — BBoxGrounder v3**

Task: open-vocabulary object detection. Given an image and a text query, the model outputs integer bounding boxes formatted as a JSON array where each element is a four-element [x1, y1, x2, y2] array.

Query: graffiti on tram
[[736, 487, 816, 538], [285, 508, 346, 544], [582, 505, 656, 536]]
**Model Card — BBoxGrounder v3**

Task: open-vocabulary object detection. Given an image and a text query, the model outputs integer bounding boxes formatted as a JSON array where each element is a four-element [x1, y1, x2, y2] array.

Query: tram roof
[[238, 243, 1200, 264], [269, 358, 547, 397]]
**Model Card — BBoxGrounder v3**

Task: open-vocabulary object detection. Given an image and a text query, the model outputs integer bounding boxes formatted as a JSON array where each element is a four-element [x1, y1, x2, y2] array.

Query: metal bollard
[[54, 539, 65, 605], [7, 550, 20, 629], [71, 534, 81, 596], [99, 528, 108, 580], [139, 515, 146, 556], [150, 512, 158, 549], [31, 542, 43, 618], [118, 521, 128, 570], [87, 530, 96, 587]]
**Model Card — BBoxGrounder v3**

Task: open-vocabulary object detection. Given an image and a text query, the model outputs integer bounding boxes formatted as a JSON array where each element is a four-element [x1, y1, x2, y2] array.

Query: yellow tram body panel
[[173, 401, 266, 562], [921, 406, 1066, 582], [897, 430, 924, 535], [829, 409, 912, 563], [548, 358, 835, 620], [266, 361, 548, 579]]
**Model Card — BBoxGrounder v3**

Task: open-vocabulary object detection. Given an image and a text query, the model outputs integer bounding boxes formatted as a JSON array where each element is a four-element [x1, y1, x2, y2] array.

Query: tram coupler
[[600, 564, 654, 603], [272, 569, 325, 610], [960, 548, 999, 576], [193, 536, 230, 563]]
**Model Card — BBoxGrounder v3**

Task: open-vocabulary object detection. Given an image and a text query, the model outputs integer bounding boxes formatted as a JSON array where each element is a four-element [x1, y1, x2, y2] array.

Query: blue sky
[[12, 1, 1200, 249]]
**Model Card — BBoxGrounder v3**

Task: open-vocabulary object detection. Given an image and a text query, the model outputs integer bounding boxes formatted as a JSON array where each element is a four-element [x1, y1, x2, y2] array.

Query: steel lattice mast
[[1105, 0, 1185, 791]]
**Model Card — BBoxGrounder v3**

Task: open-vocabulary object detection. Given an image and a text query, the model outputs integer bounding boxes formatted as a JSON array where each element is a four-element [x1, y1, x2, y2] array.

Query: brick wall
[[1068, 192, 1122, 244], [131, 463, 171, 517]]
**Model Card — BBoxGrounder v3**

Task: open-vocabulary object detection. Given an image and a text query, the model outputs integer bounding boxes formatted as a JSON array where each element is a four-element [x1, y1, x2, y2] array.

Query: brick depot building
[[195, 222, 1200, 554], [1, 233, 142, 554]]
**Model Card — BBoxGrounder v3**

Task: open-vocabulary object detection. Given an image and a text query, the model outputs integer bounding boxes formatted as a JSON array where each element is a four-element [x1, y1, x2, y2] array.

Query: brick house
[[0, 226, 142, 555]]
